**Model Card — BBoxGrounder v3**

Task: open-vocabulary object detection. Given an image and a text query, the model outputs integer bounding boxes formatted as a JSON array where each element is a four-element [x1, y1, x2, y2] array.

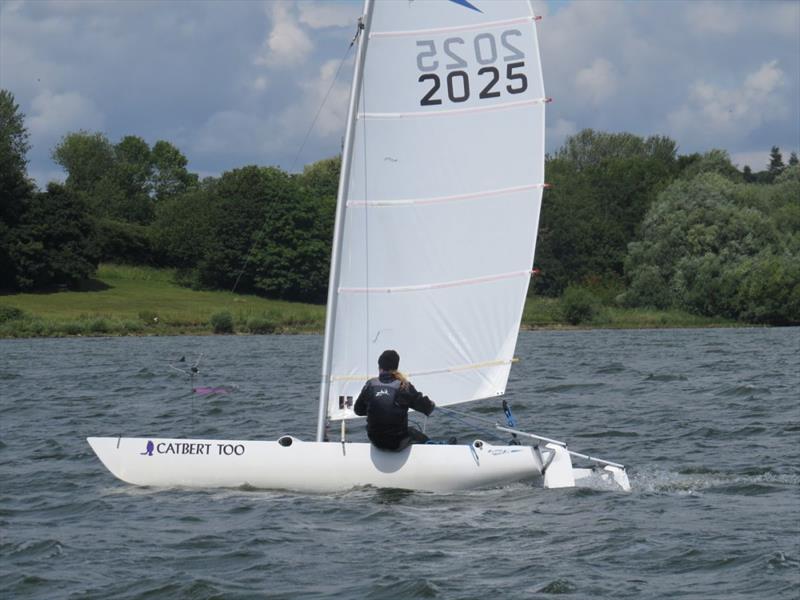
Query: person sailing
[[354, 350, 435, 451]]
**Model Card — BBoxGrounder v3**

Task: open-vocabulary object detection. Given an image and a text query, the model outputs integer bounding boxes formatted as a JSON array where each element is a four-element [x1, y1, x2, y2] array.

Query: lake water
[[1, 328, 798, 599]]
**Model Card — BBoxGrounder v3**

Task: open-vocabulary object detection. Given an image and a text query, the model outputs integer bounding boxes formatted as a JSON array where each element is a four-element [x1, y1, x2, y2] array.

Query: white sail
[[325, 0, 545, 421]]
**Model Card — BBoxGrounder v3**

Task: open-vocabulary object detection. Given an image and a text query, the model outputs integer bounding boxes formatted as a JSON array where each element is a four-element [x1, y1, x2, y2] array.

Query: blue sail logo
[[449, 0, 482, 12], [141, 440, 154, 456]]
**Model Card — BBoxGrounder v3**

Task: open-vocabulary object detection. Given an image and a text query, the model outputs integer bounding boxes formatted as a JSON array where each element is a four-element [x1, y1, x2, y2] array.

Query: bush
[[0, 305, 25, 323], [138, 310, 159, 325], [561, 285, 600, 325], [91, 218, 154, 263], [246, 315, 277, 334], [210, 311, 234, 334], [622, 265, 672, 309], [62, 321, 88, 336], [122, 319, 145, 333], [87, 318, 111, 333]]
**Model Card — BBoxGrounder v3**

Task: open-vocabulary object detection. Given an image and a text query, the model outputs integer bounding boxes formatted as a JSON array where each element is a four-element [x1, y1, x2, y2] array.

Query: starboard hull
[[87, 436, 555, 493]]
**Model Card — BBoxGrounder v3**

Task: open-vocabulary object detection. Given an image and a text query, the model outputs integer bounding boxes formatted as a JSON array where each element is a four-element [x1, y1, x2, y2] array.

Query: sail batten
[[369, 15, 535, 38], [358, 97, 549, 120], [331, 358, 517, 382], [339, 269, 533, 294], [325, 0, 544, 422], [347, 183, 546, 207]]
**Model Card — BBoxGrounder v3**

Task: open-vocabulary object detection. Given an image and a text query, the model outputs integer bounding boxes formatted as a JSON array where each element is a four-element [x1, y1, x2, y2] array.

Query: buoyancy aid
[[363, 377, 408, 438]]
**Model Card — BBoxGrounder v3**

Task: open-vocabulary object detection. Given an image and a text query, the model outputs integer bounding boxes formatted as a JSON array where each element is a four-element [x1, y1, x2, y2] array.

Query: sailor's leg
[[407, 426, 430, 445]]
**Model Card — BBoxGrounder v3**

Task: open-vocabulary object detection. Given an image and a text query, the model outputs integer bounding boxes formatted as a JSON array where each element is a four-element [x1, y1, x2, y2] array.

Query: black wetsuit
[[353, 373, 435, 451]]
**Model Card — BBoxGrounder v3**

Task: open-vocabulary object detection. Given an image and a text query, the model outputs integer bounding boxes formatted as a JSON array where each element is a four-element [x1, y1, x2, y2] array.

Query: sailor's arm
[[353, 384, 369, 416], [406, 384, 435, 416]]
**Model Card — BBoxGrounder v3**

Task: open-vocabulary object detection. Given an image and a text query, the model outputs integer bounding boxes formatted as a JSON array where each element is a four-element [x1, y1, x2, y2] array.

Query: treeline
[[1, 90, 337, 302], [1, 89, 798, 324], [535, 131, 799, 325]]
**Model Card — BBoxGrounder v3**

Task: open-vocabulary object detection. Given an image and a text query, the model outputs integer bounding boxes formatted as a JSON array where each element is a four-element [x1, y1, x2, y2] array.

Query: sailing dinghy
[[89, 0, 629, 493]]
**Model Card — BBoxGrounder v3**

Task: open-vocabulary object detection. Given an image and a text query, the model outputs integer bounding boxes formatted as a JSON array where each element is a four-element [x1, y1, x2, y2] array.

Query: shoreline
[[0, 264, 749, 339], [0, 321, 757, 340]]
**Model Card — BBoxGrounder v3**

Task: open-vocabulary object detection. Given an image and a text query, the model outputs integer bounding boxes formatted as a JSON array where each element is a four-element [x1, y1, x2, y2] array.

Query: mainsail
[[321, 0, 546, 426]]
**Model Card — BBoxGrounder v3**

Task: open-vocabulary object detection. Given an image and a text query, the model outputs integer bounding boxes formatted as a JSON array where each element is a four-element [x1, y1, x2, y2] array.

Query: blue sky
[[1, 0, 798, 187]]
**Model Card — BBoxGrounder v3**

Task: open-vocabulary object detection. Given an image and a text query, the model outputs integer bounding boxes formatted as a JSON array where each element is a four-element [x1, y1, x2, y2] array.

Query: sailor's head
[[378, 349, 400, 372]]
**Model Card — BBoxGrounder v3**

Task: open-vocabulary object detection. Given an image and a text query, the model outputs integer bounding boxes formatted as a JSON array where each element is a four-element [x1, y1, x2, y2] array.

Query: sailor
[[354, 349, 435, 451]]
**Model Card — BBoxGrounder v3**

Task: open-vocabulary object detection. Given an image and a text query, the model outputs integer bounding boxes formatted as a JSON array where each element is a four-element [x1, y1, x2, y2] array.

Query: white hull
[[87, 436, 581, 493]]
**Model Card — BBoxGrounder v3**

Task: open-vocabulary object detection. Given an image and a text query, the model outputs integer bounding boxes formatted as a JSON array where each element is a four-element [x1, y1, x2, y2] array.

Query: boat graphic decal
[[140, 440, 245, 457], [448, 0, 482, 13], [487, 448, 523, 456]]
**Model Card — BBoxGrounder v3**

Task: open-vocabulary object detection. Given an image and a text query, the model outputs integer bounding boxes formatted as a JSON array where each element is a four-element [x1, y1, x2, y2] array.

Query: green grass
[[0, 264, 736, 338], [521, 297, 735, 329], [0, 264, 324, 337]]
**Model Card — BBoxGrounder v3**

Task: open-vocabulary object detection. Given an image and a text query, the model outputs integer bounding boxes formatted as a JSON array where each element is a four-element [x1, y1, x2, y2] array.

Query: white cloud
[[298, 1, 359, 29], [668, 60, 787, 139], [192, 109, 269, 156], [547, 117, 578, 150], [2, 1, 797, 181], [254, 1, 313, 68], [28, 89, 104, 140], [298, 58, 351, 137], [574, 58, 617, 105], [744, 60, 784, 96], [192, 53, 352, 171]]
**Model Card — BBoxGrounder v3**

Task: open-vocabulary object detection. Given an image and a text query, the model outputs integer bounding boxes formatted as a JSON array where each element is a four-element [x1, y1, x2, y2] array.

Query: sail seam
[[339, 270, 532, 294], [369, 16, 535, 38], [347, 183, 545, 207], [330, 358, 515, 382], [358, 97, 549, 120]]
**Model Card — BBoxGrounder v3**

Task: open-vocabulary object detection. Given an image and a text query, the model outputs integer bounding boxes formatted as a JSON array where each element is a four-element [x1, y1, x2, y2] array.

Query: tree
[[678, 149, 742, 182], [0, 90, 30, 183], [299, 155, 340, 201], [251, 181, 334, 302], [151, 184, 216, 269], [534, 130, 678, 295], [789, 152, 799, 167], [768, 146, 784, 178], [154, 163, 336, 302], [53, 132, 197, 226], [623, 171, 799, 324], [553, 129, 677, 171], [6, 183, 98, 289], [109, 135, 155, 223], [0, 90, 35, 289], [52, 131, 115, 193], [151, 140, 198, 200]]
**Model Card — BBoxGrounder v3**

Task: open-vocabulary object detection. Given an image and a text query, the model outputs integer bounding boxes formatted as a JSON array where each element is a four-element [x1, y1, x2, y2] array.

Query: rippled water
[[1, 328, 798, 599]]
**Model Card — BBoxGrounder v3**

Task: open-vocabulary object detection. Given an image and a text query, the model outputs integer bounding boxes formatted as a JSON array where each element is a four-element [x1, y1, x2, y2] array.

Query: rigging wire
[[433, 406, 506, 442], [230, 27, 361, 295]]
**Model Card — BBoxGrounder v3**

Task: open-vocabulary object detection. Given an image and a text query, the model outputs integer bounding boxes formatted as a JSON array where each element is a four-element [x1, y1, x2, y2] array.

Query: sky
[[1, 0, 798, 188]]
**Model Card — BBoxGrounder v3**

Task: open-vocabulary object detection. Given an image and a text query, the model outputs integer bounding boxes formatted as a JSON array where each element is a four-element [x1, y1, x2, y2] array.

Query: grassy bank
[[0, 264, 324, 337], [520, 296, 733, 329], [0, 264, 733, 338]]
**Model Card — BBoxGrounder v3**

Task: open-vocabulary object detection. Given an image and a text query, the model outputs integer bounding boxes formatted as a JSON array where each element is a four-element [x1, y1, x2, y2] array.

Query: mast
[[316, 0, 375, 442]]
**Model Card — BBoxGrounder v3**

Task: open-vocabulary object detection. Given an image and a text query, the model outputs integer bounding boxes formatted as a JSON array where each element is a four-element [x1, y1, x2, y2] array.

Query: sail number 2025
[[416, 30, 528, 106]]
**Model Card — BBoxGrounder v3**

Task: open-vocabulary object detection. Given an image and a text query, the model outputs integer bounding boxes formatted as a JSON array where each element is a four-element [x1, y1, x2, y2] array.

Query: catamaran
[[89, 0, 630, 493]]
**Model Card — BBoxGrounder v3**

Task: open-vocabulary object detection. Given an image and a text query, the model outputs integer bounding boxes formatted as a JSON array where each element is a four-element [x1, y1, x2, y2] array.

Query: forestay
[[326, 0, 545, 421]]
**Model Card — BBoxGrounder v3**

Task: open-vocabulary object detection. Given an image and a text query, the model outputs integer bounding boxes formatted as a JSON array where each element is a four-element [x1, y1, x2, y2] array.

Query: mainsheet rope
[[432, 405, 508, 443]]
